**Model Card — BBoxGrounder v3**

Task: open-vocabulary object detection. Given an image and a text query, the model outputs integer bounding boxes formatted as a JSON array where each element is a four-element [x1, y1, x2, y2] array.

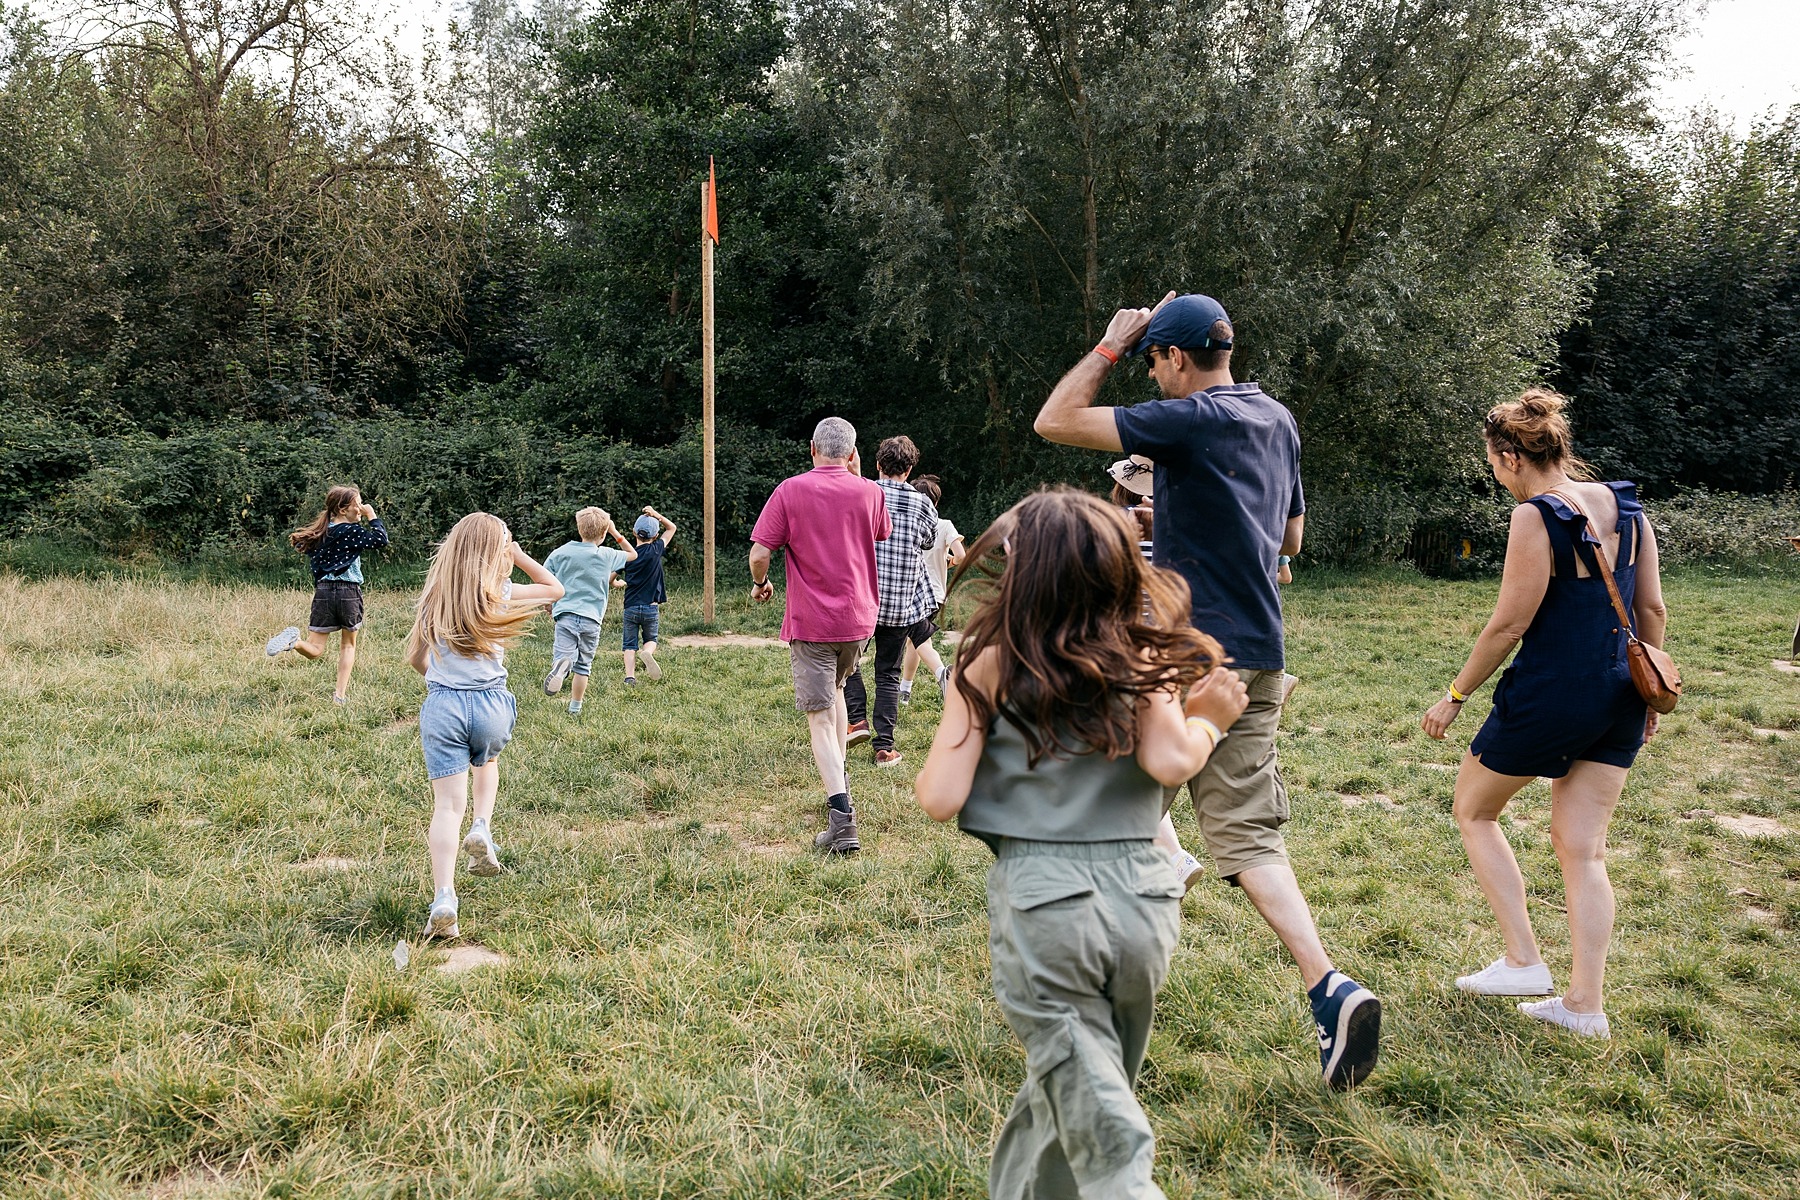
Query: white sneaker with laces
[[424, 888, 459, 940], [463, 820, 502, 877], [1169, 850, 1206, 895], [1456, 957, 1554, 996], [1519, 996, 1610, 1039]]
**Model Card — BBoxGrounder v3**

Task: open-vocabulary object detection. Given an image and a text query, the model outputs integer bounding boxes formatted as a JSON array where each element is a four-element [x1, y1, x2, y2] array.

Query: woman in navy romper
[[1421, 389, 1669, 1039]]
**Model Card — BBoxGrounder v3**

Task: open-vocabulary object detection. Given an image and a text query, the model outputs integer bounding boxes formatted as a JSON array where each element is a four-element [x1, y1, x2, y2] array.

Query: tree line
[[0, 0, 1794, 569]]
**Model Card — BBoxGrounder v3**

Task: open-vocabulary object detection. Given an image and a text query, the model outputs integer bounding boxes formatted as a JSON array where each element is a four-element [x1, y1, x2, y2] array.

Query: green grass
[[0, 565, 1796, 1198]]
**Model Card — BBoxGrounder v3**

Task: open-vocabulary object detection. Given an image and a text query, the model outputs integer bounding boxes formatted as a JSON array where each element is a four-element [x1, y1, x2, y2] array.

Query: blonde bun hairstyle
[[1484, 387, 1594, 480]]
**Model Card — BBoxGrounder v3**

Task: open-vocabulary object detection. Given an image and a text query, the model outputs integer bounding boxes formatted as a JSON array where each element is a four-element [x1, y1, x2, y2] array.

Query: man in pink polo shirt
[[749, 416, 892, 853]]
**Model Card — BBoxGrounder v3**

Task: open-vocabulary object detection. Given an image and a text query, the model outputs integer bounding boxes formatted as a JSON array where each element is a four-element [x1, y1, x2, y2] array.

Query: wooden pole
[[701, 179, 716, 625]]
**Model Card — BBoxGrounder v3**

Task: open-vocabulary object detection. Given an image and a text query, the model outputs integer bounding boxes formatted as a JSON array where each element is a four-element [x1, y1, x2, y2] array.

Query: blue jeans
[[622, 604, 660, 651]]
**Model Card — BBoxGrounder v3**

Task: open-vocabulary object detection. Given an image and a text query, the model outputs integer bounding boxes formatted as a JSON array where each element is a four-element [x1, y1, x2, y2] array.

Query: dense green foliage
[[1558, 110, 1800, 493], [2, 0, 1795, 567]]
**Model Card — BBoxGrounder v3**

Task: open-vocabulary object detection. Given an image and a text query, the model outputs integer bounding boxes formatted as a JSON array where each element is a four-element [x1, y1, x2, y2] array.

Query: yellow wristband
[[1186, 716, 1224, 747], [1447, 682, 1467, 703]]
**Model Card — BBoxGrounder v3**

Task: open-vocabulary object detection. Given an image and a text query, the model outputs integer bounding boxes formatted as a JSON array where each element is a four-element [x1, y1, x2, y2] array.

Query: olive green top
[[958, 711, 1163, 849]]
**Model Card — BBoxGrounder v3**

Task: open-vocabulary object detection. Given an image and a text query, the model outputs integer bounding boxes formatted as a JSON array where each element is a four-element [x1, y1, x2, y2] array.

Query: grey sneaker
[[899, 684, 913, 705], [544, 657, 573, 695], [424, 888, 460, 940], [813, 808, 860, 855], [463, 821, 502, 876], [265, 626, 301, 656], [641, 649, 663, 680]]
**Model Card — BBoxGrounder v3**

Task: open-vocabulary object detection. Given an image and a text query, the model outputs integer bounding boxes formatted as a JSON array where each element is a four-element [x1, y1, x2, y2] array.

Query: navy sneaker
[[1310, 971, 1381, 1089]]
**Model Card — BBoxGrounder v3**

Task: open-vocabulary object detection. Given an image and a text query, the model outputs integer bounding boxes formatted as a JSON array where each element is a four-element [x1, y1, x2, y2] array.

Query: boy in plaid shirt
[[868, 435, 939, 765]]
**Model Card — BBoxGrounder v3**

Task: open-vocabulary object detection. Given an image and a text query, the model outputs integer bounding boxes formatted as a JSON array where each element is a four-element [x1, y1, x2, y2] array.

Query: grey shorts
[[1165, 668, 1290, 881], [790, 639, 866, 713], [552, 614, 602, 677], [420, 684, 517, 780]]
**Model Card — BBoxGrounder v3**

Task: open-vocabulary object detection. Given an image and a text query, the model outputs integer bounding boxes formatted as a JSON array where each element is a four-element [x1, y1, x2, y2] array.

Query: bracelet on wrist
[[1186, 716, 1225, 748], [1447, 682, 1467, 703], [1091, 343, 1120, 365]]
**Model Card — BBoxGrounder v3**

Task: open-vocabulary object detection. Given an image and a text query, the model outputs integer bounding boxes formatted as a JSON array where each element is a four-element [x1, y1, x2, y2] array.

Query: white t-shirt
[[924, 518, 961, 604]]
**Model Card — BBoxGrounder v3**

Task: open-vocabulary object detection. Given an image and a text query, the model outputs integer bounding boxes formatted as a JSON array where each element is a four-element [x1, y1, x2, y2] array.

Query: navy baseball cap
[[1131, 293, 1234, 356], [633, 515, 660, 538]]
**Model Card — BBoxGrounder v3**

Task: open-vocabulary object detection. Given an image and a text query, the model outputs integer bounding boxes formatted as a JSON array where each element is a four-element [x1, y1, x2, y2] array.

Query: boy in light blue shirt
[[542, 506, 637, 714]]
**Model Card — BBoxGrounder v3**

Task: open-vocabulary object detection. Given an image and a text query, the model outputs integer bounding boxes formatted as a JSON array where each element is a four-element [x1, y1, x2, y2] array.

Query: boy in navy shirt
[[618, 506, 676, 685]]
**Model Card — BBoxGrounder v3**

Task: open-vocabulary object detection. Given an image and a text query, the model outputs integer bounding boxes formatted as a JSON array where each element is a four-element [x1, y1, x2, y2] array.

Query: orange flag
[[704, 156, 720, 245]]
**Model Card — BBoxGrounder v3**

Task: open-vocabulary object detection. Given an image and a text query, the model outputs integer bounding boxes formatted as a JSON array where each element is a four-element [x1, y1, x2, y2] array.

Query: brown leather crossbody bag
[[1545, 491, 1682, 714]]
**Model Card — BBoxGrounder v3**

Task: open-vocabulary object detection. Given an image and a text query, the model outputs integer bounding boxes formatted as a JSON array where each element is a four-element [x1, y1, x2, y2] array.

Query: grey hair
[[811, 416, 857, 461]]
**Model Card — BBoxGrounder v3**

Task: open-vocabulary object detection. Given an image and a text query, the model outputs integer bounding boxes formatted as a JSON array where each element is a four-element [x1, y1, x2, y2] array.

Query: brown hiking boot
[[812, 808, 860, 855]]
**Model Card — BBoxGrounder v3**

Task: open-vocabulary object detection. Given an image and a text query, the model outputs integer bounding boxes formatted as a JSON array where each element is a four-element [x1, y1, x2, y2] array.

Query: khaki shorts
[[790, 639, 866, 713], [1165, 668, 1290, 881]]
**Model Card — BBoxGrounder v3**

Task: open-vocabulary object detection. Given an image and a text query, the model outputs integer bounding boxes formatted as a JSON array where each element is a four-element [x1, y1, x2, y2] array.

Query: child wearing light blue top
[[406, 513, 563, 942], [541, 506, 637, 715]]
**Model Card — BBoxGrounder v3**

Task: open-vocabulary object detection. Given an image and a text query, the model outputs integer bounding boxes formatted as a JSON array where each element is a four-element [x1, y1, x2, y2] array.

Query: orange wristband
[[1091, 343, 1120, 365]]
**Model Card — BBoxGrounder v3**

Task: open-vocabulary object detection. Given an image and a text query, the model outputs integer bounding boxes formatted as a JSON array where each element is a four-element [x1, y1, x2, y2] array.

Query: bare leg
[[1235, 861, 1333, 989], [294, 630, 328, 661], [571, 673, 589, 703], [1452, 754, 1543, 969], [1549, 761, 1627, 1013], [333, 629, 358, 700], [1154, 812, 1184, 858], [835, 686, 849, 758], [808, 702, 848, 797], [428, 772, 469, 892], [915, 639, 946, 678], [901, 641, 920, 684], [470, 758, 500, 825], [623, 649, 637, 678]]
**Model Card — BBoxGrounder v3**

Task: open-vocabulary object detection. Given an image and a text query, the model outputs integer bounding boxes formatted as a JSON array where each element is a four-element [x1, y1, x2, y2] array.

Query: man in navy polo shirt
[[1033, 292, 1381, 1090]]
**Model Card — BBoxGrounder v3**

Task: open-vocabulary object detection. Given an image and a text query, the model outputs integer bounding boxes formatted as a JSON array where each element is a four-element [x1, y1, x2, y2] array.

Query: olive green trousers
[[986, 839, 1185, 1200]]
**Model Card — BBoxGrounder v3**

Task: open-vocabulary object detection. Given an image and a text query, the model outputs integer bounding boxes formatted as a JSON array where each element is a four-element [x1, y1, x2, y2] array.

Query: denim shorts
[[553, 614, 602, 676], [308, 580, 364, 633], [420, 684, 517, 780], [622, 604, 660, 651]]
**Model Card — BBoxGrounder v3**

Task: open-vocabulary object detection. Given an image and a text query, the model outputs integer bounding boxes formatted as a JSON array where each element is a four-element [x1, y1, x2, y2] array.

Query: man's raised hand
[[1100, 290, 1178, 356]]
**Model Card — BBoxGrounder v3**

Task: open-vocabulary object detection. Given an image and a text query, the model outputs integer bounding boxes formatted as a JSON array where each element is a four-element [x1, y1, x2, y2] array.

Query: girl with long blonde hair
[[406, 512, 563, 940], [265, 484, 389, 703]]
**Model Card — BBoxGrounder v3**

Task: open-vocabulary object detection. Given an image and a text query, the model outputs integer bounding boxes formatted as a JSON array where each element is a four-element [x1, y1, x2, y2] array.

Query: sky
[[380, 0, 1798, 134], [1657, 0, 1800, 132]]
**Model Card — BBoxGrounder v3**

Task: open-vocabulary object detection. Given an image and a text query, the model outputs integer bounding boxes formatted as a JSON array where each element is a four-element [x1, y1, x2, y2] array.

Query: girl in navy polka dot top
[[263, 485, 391, 703]]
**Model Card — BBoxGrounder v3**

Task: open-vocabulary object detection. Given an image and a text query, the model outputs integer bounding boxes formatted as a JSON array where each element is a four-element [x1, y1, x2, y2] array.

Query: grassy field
[[0, 564, 1796, 1199]]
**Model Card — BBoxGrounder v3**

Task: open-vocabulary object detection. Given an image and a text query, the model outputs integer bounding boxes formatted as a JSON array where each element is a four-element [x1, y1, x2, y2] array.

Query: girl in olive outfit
[[266, 485, 389, 703], [916, 488, 1248, 1200]]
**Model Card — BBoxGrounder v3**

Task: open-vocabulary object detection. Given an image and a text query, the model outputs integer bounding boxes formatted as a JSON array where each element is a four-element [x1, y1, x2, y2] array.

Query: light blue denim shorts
[[553, 613, 602, 676], [420, 684, 517, 780]]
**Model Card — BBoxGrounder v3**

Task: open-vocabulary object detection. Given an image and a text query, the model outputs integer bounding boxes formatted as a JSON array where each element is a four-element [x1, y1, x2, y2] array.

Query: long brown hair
[[950, 487, 1227, 764], [290, 485, 363, 553], [405, 513, 538, 659]]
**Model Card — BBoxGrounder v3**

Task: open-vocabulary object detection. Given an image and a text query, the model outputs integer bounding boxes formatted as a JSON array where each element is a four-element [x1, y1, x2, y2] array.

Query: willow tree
[[826, 0, 1686, 532]]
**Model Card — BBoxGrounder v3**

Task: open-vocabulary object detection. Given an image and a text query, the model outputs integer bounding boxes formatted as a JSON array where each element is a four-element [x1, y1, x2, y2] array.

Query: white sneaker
[[1169, 850, 1206, 895], [641, 649, 662, 681], [265, 626, 301, 656], [424, 888, 459, 940], [1456, 957, 1554, 996], [1519, 996, 1610, 1039], [463, 820, 502, 877]]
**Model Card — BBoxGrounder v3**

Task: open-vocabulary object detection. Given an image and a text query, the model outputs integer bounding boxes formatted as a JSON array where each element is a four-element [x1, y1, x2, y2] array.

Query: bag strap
[[1542, 490, 1638, 642]]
